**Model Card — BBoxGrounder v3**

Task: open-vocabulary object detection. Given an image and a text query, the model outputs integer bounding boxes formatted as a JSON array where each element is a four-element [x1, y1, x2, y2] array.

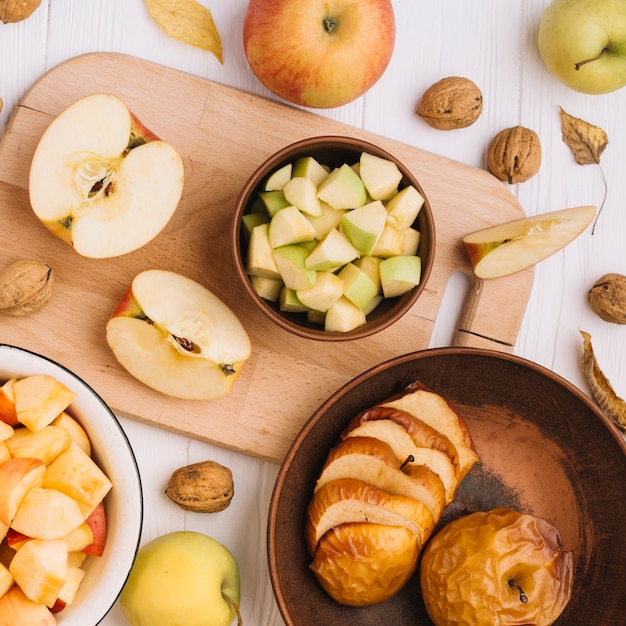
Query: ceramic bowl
[[231, 135, 435, 341], [267, 347, 626, 625], [0, 344, 143, 624]]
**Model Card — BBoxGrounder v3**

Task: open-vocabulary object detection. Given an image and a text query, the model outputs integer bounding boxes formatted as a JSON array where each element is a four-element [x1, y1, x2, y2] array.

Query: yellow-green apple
[[385, 185, 424, 230], [279, 287, 308, 313], [420, 507, 573, 626], [246, 223, 282, 278], [305, 228, 360, 271], [296, 271, 343, 312], [0, 457, 45, 526], [263, 162, 292, 190], [258, 190, 290, 216], [462, 205, 596, 279], [29, 92, 184, 258], [379, 255, 421, 298], [106, 270, 251, 401], [359, 151, 402, 200], [283, 176, 322, 216], [340, 201, 387, 255], [243, 0, 396, 108], [250, 274, 283, 302], [336, 262, 378, 310], [305, 203, 347, 240], [119, 530, 242, 626], [292, 156, 330, 184], [317, 164, 368, 209], [324, 295, 366, 331], [0, 585, 56, 626], [268, 205, 316, 248], [272, 245, 316, 290], [538, 0, 626, 94], [371, 224, 405, 258]]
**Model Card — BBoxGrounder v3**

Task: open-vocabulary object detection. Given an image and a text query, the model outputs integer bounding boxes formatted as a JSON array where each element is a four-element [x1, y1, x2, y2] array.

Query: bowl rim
[[0, 343, 144, 624], [231, 134, 436, 342]]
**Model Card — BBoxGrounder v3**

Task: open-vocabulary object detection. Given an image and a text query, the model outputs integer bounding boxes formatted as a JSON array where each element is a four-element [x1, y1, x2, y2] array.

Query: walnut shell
[[416, 77, 483, 130], [0, 0, 41, 23], [0, 259, 54, 316], [165, 460, 234, 513], [487, 126, 542, 184], [588, 273, 626, 324]]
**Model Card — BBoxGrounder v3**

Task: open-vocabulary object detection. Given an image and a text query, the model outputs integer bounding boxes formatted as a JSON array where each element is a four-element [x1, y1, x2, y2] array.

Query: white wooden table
[[1, 2, 624, 624]]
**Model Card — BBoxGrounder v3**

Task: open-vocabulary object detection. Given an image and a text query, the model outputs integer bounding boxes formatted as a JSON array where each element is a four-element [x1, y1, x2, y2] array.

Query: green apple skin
[[538, 0, 626, 94], [317, 164, 368, 210], [120, 531, 240, 626]]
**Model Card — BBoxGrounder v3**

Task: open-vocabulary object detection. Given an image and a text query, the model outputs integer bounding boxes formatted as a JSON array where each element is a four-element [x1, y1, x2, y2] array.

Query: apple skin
[[119, 531, 241, 626], [538, 0, 626, 94], [243, 0, 396, 108]]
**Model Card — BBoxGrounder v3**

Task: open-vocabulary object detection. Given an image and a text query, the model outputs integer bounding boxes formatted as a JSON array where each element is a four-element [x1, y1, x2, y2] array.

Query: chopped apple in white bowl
[[106, 269, 251, 400], [29, 93, 184, 258]]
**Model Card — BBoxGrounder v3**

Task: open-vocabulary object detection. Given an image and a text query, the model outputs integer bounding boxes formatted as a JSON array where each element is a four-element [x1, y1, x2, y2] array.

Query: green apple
[[359, 151, 403, 200], [306, 202, 348, 240], [292, 156, 330, 184], [337, 262, 378, 310], [372, 224, 405, 258], [246, 223, 281, 279], [268, 205, 316, 248], [241, 212, 269, 242], [273, 244, 317, 290], [250, 275, 283, 302], [379, 255, 422, 297], [120, 531, 241, 626], [325, 296, 367, 332], [296, 271, 343, 312], [402, 227, 421, 256], [353, 255, 382, 292], [264, 162, 292, 191], [283, 177, 322, 216], [463, 205, 596, 279], [364, 292, 384, 315], [340, 200, 387, 255], [385, 185, 424, 230], [538, 0, 626, 94], [279, 287, 309, 312], [305, 228, 360, 271], [317, 163, 368, 209], [258, 190, 290, 217]]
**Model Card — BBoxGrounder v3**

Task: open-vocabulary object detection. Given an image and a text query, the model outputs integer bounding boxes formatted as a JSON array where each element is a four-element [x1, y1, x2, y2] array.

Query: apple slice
[[305, 228, 360, 271], [283, 177, 322, 216], [258, 190, 290, 217], [402, 227, 421, 256], [340, 200, 387, 255], [336, 262, 378, 310], [0, 379, 18, 426], [359, 151, 403, 201], [385, 185, 424, 230], [273, 244, 317, 290], [379, 255, 422, 298], [296, 271, 343, 312], [29, 92, 184, 258], [50, 412, 91, 456], [316, 163, 368, 210], [13, 374, 77, 433], [0, 457, 46, 526], [371, 224, 405, 258], [5, 425, 71, 465], [0, 585, 56, 626], [9, 538, 68, 607], [305, 202, 347, 240], [0, 443, 9, 465], [324, 296, 367, 332], [106, 269, 251, 401], [82, 500, 106, 557], [292, 156, 330, 185], [279, 287, 308, 313], [268, 205, 316, 248], [0, 562, 13, 599], [241, 211, 269, 243], [0, 421, 12, 442], [246, 223, 282, 279], [263, 162, 292, 191], [51, 564, 86, 614], [463, 205, 596, 279], [250, 274, 283, 302]]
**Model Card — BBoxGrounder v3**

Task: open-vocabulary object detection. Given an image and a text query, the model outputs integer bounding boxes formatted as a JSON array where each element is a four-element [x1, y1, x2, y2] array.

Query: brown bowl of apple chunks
[[231, 135, 435, 340], [0, 344, 142, 625]]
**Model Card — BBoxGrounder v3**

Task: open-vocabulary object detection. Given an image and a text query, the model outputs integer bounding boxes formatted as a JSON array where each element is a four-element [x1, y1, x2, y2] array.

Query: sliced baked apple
[[106, 270, 251, 400]]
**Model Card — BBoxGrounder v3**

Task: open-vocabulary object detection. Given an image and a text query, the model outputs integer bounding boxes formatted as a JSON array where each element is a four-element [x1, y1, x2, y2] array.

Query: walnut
[[0, 259, 54, 316], [588, 273, 626, 324], [165, 460, 234, 513], [416, 77, 483, 130], [0, 0, 41, 24], [487, 126, 542, 184]]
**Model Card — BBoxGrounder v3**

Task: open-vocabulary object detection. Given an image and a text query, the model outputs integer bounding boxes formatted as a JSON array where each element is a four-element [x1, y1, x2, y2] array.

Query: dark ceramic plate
[[267, 348, 626, 625]]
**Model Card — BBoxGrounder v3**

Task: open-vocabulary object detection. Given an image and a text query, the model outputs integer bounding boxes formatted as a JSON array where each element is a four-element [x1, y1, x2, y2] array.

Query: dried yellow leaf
[[144, 0, 223, 63], [559, 107, 608, 165], [580, 330, 626, 429]]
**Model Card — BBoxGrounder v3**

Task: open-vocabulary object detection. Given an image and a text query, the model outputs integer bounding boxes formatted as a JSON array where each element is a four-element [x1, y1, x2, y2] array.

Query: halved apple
[[29, 92, 184, 258], [106, 269, 251, 400], [463, 205, 596, 279]]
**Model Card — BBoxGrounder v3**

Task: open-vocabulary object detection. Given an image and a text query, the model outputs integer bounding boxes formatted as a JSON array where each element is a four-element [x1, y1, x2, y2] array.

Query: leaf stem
[[591, 163, 608, 235]]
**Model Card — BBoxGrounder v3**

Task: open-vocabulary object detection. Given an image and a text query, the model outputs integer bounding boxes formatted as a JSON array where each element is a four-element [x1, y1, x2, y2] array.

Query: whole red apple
[[243, 0, 395, 109]]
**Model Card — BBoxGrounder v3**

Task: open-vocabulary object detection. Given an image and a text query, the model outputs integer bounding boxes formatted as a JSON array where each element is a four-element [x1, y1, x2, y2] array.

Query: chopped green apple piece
[[279, 287, 309, 312], [296, 271, 343, 312], [241, 211, 269, 242], [305, 228, 360, 271], [340, 200, 387, 255], [337, 262, 378, 310], [325, 296, 367, 332], [273, 244, 317, 290], [250, 275, 283, 302], [283, 177, 322, 216], [359, 151, 403, 201], [247, 223, 281, 279], [364, 293, 384, 316], [268, 205, 316, 248], [264, 162, 292, 191], [353, 255, 382, 292], [402, 227, 421, 256], [372, 224, 405, 258], [316, 163, 368, 210], [379, 255, 422, 298], [307, 309, 326, 325], [306, 202, 348, 240], [292, 156, 330, 185], [385, 185, 424, 230], [258, 190, 290, 217], [462, 205, 596, 279]]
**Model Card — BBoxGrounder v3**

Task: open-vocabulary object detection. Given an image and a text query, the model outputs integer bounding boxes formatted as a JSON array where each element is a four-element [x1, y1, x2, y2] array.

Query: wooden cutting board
[[0, 53, 533, 463]]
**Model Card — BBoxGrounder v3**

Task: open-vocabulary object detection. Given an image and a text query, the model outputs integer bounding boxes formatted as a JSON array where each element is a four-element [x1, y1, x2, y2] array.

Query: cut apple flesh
[[463, 205, 596, 279], [106, 270, 251, 400], [29, 92, 184, 258]]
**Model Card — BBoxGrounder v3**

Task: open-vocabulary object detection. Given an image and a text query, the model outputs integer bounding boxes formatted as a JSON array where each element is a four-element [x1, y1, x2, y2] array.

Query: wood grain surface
[[0, 53, 533, 462]]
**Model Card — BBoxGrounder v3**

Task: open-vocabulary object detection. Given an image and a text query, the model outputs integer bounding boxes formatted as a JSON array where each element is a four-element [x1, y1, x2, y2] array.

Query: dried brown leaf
[[144, 0, 223, 63], [559, 107, 608, 165], [580, 330, 626, 429]]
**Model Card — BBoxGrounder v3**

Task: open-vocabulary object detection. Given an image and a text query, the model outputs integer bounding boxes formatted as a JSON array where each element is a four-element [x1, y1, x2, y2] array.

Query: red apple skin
[[82, 500, 107, 556], [0, 388, 18, 426], [109, 284, 145, 320], [243, 0, 395, 108], [0, 457, 45, 526], [0, 585, 57, 626]]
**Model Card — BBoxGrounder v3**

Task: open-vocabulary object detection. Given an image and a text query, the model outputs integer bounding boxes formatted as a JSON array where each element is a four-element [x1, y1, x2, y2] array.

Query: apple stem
[[508, 579, 528, 603], [400, 454, 415, 470], [323, 17, 338, 33], [574, 48, 608, 71], [223, 592, 243, 626]]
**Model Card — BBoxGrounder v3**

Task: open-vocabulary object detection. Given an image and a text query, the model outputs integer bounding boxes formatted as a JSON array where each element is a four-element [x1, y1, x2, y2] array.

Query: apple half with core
[[462, 205, 595, 279], [106, 270, 251, 400], [29, 93, 184, 258], [538, 0, 626, 95], [243, 0, 396, 108]]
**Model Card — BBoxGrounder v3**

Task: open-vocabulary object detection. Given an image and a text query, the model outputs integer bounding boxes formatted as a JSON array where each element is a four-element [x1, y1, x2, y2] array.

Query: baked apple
[[419, 507, 574, 626]]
